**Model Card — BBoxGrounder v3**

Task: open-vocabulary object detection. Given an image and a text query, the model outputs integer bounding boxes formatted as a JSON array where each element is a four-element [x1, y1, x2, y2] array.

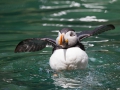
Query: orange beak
[[59, 34, 64, 45]]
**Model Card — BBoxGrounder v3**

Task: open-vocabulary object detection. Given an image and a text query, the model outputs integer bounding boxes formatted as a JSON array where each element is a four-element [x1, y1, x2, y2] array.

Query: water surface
[[0, 0, 120, 89]]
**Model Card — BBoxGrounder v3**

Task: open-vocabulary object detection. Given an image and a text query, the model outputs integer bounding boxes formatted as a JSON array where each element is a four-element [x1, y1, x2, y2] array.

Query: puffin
[[15, 24, 115, 71]]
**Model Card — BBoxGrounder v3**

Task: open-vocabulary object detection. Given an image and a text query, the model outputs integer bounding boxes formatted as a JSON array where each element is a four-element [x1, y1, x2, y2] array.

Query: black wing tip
[[14, 41, 24, 53], [14, 39, 32, 53], [14, 46, 23, 53], [107, 24, 115, 30], [14, 48, 18, 53]]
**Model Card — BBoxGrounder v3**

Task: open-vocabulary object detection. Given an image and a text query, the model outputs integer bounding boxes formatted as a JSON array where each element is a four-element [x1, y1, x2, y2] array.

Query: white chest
[[49, 47, 88, 71]]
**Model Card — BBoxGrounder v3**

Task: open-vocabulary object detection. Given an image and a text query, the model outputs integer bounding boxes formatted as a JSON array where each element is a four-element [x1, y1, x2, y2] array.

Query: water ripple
[[42, 23, 95, 28], [42, 16, 108, 22], [39, 1, 80, 10]]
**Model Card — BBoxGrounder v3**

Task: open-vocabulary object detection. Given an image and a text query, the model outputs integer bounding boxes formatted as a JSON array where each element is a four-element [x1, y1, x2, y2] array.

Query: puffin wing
[[77, 24, 115, 41], [15, 38, 57, 53]]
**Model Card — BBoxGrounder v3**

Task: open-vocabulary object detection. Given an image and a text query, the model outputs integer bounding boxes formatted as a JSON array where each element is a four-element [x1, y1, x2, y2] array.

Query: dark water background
[[0, 0, 120, 89]]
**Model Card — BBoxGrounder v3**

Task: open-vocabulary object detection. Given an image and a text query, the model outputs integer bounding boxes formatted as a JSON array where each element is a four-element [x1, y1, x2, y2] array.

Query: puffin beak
[[59, 33, 68, 46], [59, 34, 64, 45], [65, 39, 68, 44]]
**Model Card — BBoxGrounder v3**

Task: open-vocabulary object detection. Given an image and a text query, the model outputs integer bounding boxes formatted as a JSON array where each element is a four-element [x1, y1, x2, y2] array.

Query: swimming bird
[[15, 24, 115, 71]]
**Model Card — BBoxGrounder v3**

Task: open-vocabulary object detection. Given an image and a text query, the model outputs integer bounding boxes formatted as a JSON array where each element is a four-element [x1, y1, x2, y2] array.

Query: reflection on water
[[0, 0, 120, 89], [52, 70, 103, 89]]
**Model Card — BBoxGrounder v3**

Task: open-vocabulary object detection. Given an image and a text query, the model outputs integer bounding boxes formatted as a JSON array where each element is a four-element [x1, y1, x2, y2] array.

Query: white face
[[56, 31, 77, 48]]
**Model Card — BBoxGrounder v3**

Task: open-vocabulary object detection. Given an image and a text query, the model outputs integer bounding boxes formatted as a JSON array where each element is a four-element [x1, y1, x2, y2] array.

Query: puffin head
[[56, 28, 77, 48]]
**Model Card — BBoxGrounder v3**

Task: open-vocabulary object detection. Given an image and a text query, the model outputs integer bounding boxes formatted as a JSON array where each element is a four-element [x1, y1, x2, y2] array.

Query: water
[[0, 0, 120, 89]]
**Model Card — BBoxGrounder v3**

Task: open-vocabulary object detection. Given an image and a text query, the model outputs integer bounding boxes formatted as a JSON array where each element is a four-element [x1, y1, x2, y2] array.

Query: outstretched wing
[[77, 24, 115, 41], [15, 38, 57, 53]]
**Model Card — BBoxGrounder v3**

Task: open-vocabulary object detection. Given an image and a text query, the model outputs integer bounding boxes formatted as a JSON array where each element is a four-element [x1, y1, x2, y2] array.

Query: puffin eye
[[70, 32, 75, 36]]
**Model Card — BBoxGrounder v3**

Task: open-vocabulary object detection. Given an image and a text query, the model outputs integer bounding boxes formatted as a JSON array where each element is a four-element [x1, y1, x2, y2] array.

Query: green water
[[0, 0, 120, 89]]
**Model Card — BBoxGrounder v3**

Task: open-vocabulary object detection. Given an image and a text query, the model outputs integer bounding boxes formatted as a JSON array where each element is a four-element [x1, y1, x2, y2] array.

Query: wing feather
[[77, 24, 115, 41], [15, 38, 56, 53]]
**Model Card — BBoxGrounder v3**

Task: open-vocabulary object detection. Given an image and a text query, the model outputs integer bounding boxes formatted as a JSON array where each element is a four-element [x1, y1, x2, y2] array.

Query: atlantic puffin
[[15, 24, 115, 71]]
